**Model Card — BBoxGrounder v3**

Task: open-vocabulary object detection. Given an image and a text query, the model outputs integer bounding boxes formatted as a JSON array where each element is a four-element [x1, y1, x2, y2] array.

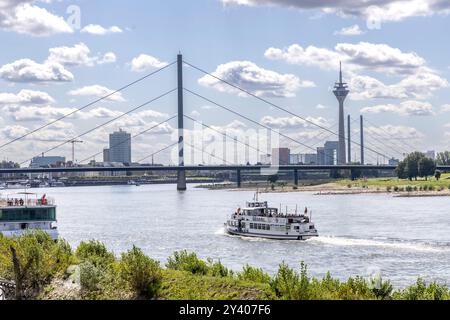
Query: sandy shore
[[203, 182, 450, 197]]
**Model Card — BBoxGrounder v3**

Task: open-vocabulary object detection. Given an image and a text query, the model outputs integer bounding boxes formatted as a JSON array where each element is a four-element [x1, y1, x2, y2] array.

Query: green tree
[[396, 152, 435, 180], [437, 151, 450, 165]]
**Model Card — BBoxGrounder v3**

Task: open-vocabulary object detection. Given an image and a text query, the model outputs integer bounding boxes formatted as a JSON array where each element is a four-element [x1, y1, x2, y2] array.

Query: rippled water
[[37, 184, 450, 288]]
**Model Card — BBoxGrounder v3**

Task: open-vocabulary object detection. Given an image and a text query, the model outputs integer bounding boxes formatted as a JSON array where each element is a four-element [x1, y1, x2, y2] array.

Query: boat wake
[[308, 236, 450, 253]]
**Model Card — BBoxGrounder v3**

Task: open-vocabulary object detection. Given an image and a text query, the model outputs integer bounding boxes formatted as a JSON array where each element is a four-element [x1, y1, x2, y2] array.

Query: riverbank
[[2, 232, 450, 300], [200, 176, 450, 197]]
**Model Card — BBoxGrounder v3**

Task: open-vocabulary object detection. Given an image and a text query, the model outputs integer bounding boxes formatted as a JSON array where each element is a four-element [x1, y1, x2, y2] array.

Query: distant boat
[[225, 193, 318, 241], [127, 180, 140, 186], [6, 183, 30, 190], [50, 181, 65, 188]]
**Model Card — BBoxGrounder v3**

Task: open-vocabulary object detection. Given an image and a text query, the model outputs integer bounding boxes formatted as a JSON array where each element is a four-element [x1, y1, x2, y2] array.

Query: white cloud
[[47, 43, 116, 67], [198, 60, 314, 98], [334, 24, 364, 36], [221, 0, 450, 24], [265, 42, 426, 76], [0, 1, 73, 37], [0, 89, 54, 105], [441, 104, 450, 113], [80, 24, 123, 35], [68, 85, 125, 102], [130, 54, 168, 72], [260, 115, 330, 129], [361, 100, 435, 116], [366, 125, 425, 140], [98, 52, 117, 65], [0, 58, 74, 83]]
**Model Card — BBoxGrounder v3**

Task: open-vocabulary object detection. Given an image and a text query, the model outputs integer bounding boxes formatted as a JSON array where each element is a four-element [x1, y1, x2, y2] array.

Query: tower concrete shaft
[[333, 62, 349, 165]]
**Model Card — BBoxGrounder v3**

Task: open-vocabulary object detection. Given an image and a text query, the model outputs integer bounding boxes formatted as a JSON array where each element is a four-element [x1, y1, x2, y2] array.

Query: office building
[[272, 148, 290, 166], [109, 129, 131, 164], [30, 156, 65, 168], [324, 141, 339, 165]]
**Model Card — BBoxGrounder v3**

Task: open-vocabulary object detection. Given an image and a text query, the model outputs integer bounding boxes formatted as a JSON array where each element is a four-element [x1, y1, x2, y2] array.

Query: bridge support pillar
[[237, 169, 242, 188], [177, 53, 186, 191], [294, 169, 299, 186]]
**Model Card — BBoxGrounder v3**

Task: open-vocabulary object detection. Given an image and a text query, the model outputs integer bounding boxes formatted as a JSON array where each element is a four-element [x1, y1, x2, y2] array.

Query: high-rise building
[[103, 148, 110, 162], [317, 147, 325, 165], [324, 141, 339, 165], [333, 62, 349, 165], [290, 154, 300, 165], [272, 148, 290, 166], [109, 129, 131, 164]]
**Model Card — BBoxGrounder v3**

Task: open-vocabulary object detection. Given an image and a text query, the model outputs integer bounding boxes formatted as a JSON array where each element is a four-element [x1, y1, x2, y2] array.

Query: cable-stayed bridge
[[0, 54, 426, 190]]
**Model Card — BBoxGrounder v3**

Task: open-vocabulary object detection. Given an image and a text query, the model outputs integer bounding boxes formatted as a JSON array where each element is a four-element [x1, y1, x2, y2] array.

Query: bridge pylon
[[177, 53, 187, 191]]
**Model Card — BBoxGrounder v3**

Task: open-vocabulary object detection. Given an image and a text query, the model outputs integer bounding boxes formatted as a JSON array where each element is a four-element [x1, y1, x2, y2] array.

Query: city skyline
[[0, 1, 449, 166]]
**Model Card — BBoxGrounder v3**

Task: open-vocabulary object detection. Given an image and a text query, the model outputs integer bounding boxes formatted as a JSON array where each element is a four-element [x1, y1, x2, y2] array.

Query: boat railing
[[0, 197, 55, 207]]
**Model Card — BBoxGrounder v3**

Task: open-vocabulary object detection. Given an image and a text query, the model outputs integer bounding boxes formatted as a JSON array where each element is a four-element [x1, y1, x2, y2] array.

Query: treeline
[[1, 231, 450, 300], [396, 152, 441, 180]]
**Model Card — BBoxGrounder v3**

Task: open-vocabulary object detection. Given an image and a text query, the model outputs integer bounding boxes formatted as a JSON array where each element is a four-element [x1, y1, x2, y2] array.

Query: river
[[42, 184, 450, 288]]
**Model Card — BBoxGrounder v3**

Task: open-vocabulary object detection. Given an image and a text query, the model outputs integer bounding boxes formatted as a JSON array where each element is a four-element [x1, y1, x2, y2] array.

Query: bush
[[386, 186, 392, 192], [0, 231, 73, 299], [207, 258, 233, 278], [271, 262, 310, 300], [393, 186, 399, 192], [166, 251, 209, 275], [119, 246, 162, 299], [75, 240, 115, 268], [237, 265, 271, 284], [394, 278, 450, 300], [406, 186, 413, 192], [79, 261, 102, 292]]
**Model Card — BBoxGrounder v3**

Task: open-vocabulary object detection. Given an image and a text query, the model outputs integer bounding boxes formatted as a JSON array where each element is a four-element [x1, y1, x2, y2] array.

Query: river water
[[42, 184, 450, 288]]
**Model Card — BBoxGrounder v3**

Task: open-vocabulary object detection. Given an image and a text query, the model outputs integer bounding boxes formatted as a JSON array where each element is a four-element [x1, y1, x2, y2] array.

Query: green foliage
[[386, 186, 392, 192], [79, 261, 102, 292], [207, 258, 233, 278], [75, 240, 115, 268], [394, 278, 450, 300], [435, 170, 442, 181], [166, 251, 209, 275], [237, 265, 271, 284], [437, 151, 450, 165], [0, 231, 73, 299], [119, 246, 162, 299], [270, 262, 310, 300], [396, 152, 436, 180]]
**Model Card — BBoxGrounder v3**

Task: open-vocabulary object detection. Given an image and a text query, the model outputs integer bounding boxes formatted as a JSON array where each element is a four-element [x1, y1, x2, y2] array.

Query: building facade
[[109, 130, 131, 164], [324, 141, 339, 165], [272, 148, 290, 166]]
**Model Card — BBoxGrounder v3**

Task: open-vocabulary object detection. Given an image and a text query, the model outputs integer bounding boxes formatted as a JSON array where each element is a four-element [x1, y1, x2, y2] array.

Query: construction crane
[[39, 139, 84, 163]]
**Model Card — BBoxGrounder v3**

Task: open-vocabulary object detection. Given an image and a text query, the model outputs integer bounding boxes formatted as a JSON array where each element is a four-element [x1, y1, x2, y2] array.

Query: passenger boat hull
[[226, 227, 318, 241], [1, 229, 58, 240]]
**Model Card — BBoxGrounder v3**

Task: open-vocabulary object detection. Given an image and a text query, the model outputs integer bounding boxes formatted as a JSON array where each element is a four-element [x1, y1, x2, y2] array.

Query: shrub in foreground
[[166, 250, 209, 275], [119, 246, 162, 299]]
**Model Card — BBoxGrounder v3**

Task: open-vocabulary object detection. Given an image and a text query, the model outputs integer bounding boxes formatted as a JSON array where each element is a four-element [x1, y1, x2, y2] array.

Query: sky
[[0, 0, 449, 165]]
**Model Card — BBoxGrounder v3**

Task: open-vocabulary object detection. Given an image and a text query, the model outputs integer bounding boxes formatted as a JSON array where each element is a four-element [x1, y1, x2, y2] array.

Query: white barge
[[225, 195, 318, 240], [0, 193, 58, 240]]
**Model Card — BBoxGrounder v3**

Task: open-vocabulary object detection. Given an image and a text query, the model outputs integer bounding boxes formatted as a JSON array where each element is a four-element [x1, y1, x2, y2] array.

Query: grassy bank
[[1, 231, 450, 300]]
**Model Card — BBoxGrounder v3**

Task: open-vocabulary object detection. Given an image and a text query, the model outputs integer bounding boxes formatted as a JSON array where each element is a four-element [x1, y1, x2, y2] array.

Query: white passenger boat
[[225, 194, 318, 240], [0, 193, 58, 240]]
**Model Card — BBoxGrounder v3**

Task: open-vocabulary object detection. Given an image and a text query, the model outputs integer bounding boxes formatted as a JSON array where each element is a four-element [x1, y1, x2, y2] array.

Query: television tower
[[333, 62, 349, 165]]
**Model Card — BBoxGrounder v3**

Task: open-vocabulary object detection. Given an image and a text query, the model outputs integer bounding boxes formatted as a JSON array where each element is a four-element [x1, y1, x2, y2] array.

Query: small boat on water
[[0, 192, 58, 240], [225, 193, 318, 240]]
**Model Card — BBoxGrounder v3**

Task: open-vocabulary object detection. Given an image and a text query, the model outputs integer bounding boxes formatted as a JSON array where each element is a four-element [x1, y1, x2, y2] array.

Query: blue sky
[[0, 0, 449, 165]]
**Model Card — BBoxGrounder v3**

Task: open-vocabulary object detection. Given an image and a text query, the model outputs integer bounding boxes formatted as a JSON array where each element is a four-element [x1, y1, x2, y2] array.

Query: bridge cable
[[137, 142, 179, 164], [184, 88, 338, 165], [20, 88, 177, 166], [78, 115, 177, 164], [184, 60, 391, 161], [0, 61, 176, 151]]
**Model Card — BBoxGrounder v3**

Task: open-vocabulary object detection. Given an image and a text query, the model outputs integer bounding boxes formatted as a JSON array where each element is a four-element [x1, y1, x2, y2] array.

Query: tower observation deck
[[333, 62, 350, 165]]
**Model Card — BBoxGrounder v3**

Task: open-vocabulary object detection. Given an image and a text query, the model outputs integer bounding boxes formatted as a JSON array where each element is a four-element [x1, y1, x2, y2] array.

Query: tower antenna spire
[[339, 61, 343, 84]]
